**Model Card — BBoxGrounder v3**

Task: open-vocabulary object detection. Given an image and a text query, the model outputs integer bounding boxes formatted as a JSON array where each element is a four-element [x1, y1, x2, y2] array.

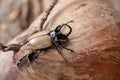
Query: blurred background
[[0, 0, 51, 80], [0, 0, 51, 44]]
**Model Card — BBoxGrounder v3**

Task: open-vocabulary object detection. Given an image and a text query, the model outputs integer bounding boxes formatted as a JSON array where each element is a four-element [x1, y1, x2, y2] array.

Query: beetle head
[[50, 23, 72, 42]]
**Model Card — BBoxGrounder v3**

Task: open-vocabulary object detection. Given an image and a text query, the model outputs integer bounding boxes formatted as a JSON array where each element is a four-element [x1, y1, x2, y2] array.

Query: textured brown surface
[[0, 0, 120, 80], [19, 0, 120, 80], [0, 0, 51, 80], [0, 0, 51, 44]]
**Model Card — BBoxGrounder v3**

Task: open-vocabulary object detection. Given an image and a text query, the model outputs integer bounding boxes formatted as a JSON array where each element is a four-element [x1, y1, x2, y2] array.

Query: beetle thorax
[[50, 30, 68, 42]]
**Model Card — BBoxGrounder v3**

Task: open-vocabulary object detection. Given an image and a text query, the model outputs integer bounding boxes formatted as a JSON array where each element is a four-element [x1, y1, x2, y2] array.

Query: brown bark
[[20, 0, 120, 80], [1, 0, 120, 80]]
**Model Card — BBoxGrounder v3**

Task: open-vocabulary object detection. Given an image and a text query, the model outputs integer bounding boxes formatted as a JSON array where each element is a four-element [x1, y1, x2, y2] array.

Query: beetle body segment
[[28, 30, 52, 49]]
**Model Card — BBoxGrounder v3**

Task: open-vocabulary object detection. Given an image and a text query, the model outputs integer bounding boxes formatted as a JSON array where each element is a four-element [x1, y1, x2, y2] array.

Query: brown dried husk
[[19, 0, 120, 80]]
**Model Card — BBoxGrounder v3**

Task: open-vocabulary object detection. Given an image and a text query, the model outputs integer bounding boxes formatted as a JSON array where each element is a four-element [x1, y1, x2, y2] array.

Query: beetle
[[27, 21, 73, 61], [28, 22, 73, 50], [12, 21, 74, 70], [0, 0, 74, 70]]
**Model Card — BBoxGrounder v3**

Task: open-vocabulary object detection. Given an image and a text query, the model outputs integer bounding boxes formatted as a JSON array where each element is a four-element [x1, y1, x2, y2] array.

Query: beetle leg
[[52, 41, 68, 62], [58, 42, 74, 52]]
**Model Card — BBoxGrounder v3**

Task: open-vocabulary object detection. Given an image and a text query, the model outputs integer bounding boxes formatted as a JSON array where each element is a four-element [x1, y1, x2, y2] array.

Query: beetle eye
[[50, 31, 56, 40], [50, 31, 55, 36]]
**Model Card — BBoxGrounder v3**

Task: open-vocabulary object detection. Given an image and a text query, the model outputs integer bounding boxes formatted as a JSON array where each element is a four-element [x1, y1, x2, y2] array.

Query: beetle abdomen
[[28, 30, 52, 49]]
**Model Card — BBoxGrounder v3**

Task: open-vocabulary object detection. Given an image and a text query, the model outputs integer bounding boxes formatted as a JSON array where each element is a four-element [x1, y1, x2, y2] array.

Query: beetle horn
[[54, 20, 73, 34], [65, 20, 74, 24], [63, 24, 72, 37], [63, 20, 73, 37]]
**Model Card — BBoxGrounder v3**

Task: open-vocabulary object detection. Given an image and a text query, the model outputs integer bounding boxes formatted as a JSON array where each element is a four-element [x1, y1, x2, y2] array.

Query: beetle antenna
[[65, 20, 74, 24], [39, 0, 58, 30], [63, 24, 72, 37]]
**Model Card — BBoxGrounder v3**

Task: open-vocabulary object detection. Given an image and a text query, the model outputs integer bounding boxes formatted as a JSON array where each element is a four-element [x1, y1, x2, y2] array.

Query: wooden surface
[[22, 0, 120, 80], [0, 0, 120, 80]]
